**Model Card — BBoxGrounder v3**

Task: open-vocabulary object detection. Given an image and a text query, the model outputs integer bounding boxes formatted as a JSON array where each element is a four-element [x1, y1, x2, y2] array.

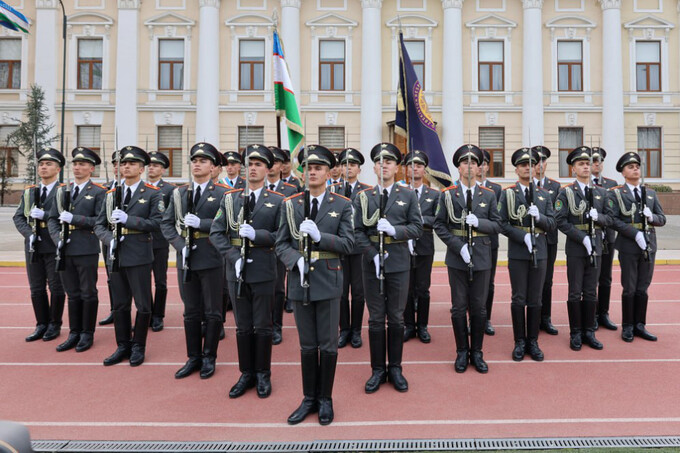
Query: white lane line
[[19, 417, 680, 429]]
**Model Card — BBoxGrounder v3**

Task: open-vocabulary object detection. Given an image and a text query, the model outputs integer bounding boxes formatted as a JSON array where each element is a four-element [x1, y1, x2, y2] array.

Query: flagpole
[[58, 0, 66, 176]]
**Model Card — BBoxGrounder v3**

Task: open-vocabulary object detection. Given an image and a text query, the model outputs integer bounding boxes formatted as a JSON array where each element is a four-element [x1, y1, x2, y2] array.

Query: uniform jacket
[[498, 182, 556, 261], [47, 180, 107, 256], [210, 188, 284, 283], [537, 177, 561, 245], [434, 182, 501, 271], [151, 179, 175, 249], [353, 184, 422, 274], [94, 181, 163, 267], [276, 190, 355, 302], [330, 180, 372, 255], [555, 181, 612, 257], [14, 182, 64, 254], [413, 184, 440, 256], [220, 176, 246, 190], [282, 175, 302, 192], [267, 179, 297, 198], [479, 179, 502, 249], [606, 184, 666, 255], [594, 176, 618, 245], [161, 182, 230, 271]]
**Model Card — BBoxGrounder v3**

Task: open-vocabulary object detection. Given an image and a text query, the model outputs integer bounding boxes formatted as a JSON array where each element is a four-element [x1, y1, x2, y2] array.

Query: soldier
[[331, 148, 371, 348], [533, 146, 561, 336], [498, 148, 557, 362], [94, 146, 163, 366], [433, 145, 501, 373], [477, 149, 502, 335], [280, 149, 302, 192], [220, 151, 246, 190], [555, 147, 612, 351], [211, 145, 282, 398], [210, 151, 227, 184], [327, 158, 344, 187], [355, 143, 422, 393], [146, 151, 175, 332], [607, 152, 666, 342], [47, 147, 107, 352], [266, 145, 298, 344], [276, 145, 354, 425], [402, 150, 440, 344], [161, 143, 230, 379], [591, 147, 619, 330], [99, 152, 120, 326], [13, 148, 66, 342]]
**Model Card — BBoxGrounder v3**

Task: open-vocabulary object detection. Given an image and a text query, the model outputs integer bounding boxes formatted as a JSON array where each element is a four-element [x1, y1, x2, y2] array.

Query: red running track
[[0, 264, 679, 442]]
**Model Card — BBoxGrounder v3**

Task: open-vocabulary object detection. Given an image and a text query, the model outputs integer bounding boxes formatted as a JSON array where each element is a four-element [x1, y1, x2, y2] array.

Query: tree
[[7, 84, 56, 185]]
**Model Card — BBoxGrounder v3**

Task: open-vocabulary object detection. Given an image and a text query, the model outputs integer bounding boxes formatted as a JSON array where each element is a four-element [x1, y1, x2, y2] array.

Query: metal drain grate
[[32, 436, 680, 452]]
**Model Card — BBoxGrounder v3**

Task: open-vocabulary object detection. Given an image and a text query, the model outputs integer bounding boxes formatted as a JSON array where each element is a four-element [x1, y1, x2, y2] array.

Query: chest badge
[[264, 202, 274, 208], [84, 195, 93, 200], [138, 199, 147, 204], [207, 196, 216, 202], [396, 200, 406, 207], [425, 198, 433, 203], [329, 211, 339, 218], [538, 196, 545, 201], [479, 202, 487, 207]]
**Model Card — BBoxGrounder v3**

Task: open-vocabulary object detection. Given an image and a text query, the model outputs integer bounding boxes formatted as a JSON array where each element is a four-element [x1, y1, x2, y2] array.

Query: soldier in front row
[[355, 143, 422, 393], [607, 152, 666, 342], [47, 147, 107, 352], [276, 145, 354, 425], [555, 147, 612, 351], [498, 148, 556, 362], [434, 145, 500, 374], [13, 148, 66, 343], [94, 146, 163, 367]]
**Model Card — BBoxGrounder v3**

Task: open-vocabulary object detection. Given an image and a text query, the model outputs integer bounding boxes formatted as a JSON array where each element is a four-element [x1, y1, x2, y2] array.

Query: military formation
[[14, 140, 665, 425]]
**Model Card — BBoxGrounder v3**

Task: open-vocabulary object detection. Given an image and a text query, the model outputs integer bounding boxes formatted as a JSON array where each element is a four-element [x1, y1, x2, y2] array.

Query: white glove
[[28, 234, 36, 250], [377, 218, 397, 237], [460, 243, 471, 264], [59, 211, 73, 224], [528, 205, 540, 221], [111, 209, 128, 224], [465, 213, 479, 228], [183, 213, 200, 229], [238, 223, 256, 241], [523, 233, 533, 253], [373, 254, 382, 279], [181, 246, 188, 268], [588, 208, 598, 222], [643, 206, 653, 222], [408, 239, 415, 255], [30, 207, 45, 220], [296, 257, 305, 287], [582, 236, 592, 255], [299, 219, 321, 243], [234, 257, 253, 279], [635, 231, 647, 251], [109, 238, 124, 260]]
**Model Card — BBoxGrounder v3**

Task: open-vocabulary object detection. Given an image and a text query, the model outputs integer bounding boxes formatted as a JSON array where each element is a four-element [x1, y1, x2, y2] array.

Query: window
[[239, 40, 264, 90], [404, 40, 425, 88], [558, 127, 583, 177], [478, 127, 504, 177], [319, 40, 345, 91], [557, 41, 582, 91], [638, 127, 661, 177], [319, 126, 345, 153], [77, 126, 101, 176], [0, 39, 21, 89], [159, 39, 184, 90], [0, 126, 19, 177], [77, 39, 103, 90], [158, 126, 183, 177], [478, 41, 503, 91], [636, 41, 660, 92], [238, 126, 265, 151]]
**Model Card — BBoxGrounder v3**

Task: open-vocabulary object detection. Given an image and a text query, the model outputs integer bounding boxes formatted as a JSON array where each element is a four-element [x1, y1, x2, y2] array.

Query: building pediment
[[465, 14, 517, 29], [624, 15, 674, 30], [225, 13, 275, 27], [306, 13, 358, 28], [385, 14, 438, 28], [67, 12, 114, 26], [545, 15, 597, 29], [144, 12, 195, 28]]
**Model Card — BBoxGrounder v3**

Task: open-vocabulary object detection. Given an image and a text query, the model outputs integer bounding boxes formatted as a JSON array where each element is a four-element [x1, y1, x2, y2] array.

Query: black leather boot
[[350, 297, 365, 348], [175, 320, 203, 379], [417, 297, 431, 343], [634, 292, 657, 341], [526, 306, 544, 361], [621, 294, 635, 342], [452, 317, 469, 373], [229, 332, 256, 397], [567, 301, 582, 351], [103, 310, 131, 366], [365, 328, 386, 393], [387, 326, 408, 392], [582, 299, 603, 350], [130, 312, 151, 366], [76, 296, 98, 352], [62, 296, 83, 350], [29, 293, 50, 340], [469, 316, 488, 373], [200, 320, 220, 378], [44, 293, 66, 341], [255, 333, 273, 398], [151, 288, 167, 332], [318, 351, 337, 425], [288, 350, 318, 425], [597, 286, 617, 330], [510, 305, 526, 362], [540, 316, 558, 335]]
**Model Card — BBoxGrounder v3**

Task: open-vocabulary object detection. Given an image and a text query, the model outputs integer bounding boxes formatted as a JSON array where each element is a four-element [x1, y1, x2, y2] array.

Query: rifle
[[103, 141, 109, 183], [378, 150, 386, 295], [587, 148, 598, 268], [528, 179, 538, 269], [465, 146, 474, 282], [236, 146, 250, 298], [111, 132, 122, 273], [183, 130, 194, 283], [56, 140, 71, 272], [29, 134, 40, 263], [301, 141, 311, 305], [640, 157, 652, 262]]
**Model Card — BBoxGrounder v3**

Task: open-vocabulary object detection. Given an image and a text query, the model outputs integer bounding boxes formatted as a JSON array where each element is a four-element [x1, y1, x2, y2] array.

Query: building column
[[521, 0, 544, 146], [600, 0, 624, 179], [34, 0, 59, 131], [195, 0, 220, 145], [280, 0, 301, 96], [441, 0, 464, 173], [115, 0, 140, 146], [360, 0, 382, 185]]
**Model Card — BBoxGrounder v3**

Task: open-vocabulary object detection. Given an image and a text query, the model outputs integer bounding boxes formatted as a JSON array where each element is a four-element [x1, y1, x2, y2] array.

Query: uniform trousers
[[179, 266, 224, 322], [230, 280, 274, 335], [26, 251, 65, 326], [541, 243, 558, 318], [404, 254, 434, 328], [508, 259, 547, 308], [60, 254, 99, 334], [448, 268, 490, 319], [293, 298, 340, 354], [363, 269, 409, 330], [339, 253, 365, 333]]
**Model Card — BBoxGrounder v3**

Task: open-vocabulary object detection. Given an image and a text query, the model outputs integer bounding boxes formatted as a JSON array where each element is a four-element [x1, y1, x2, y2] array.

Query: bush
[[647, 184, 672, 193]]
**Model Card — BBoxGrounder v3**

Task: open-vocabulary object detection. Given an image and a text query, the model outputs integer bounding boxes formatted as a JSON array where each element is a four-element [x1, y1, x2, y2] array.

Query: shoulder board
[[479, 186, 494, 193], [398, 185, 413, 191], [92, 183, 107, 190], [357, 187, 373, 195], [267, 189, 284, 197], [547, 178, 559, 183], [560, 184, 571, 189], [145, 183, 160, 190], [330, 182, 341, 188], [226, 188, 243, 195], [59, 183, 66, 187], [25, 184, 36, 189], [503, 185, 515, 190], [178, 183, 189, 188], [284, 192, 304, 202], [536, 186, 549, 193], [106, 188, 117, 194], [442, 185, 457, 192], [283, 182, 296, 189], [332, 193, 350, 202], [611, 185, 623, 190], [215, 183, 229, 189], [360, 182, 372, 188]]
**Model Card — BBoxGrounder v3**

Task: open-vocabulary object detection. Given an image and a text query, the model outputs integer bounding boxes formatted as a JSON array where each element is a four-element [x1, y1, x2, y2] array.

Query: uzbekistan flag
[[0, 1, 29, 33], [273, 30, 304, 163]]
